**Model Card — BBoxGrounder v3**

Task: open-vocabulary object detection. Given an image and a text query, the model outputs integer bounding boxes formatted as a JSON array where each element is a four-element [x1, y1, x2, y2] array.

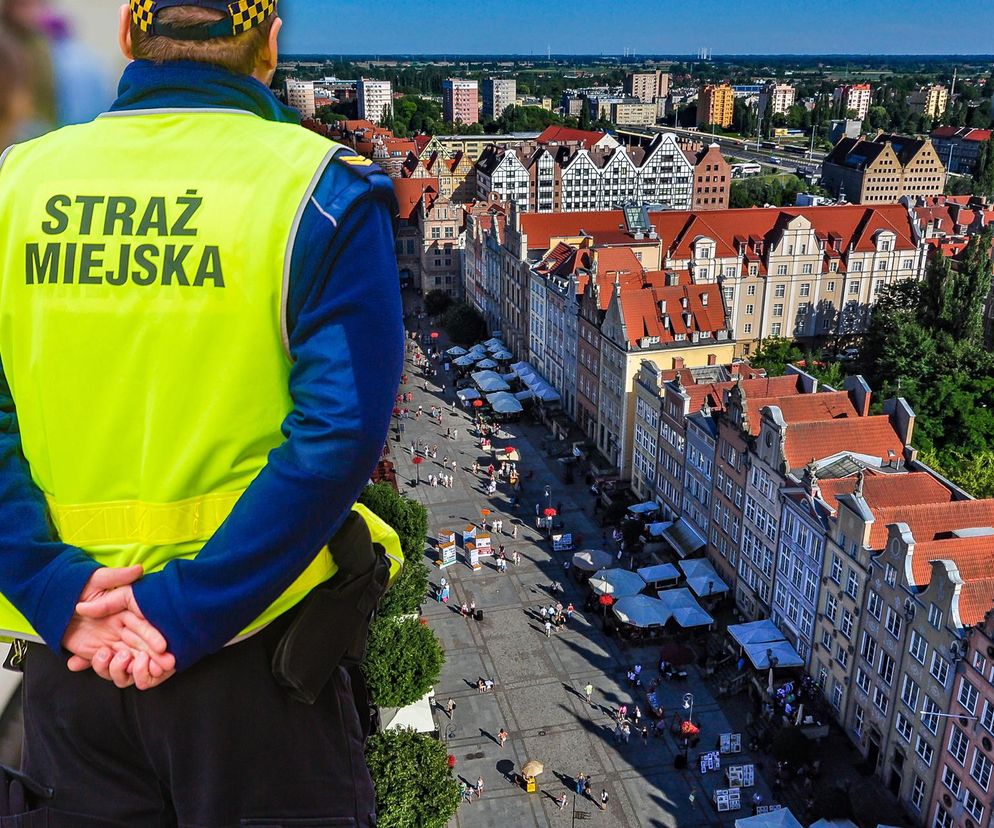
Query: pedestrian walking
[[557, 793, 568, 811], [622, 723, 631, 743], [613, 722, 622, 744], [475, 776, 485, 799], [584, 777, 592, 797], [497, 728, 508, 748], [512, 524, 518, 539], [566, 602, 575, 620], [513, 550, 521, 566], [584, 682, 594, 705], [469, 600, 477, 617], [452, 460, 458, 472], [575, 773, 585, 795], [445, 698, 456, 720], [599, 790, 609, 810], [633, 705, 642, 725], [459, 781, 473, 804], [544, 619, 552, 637], [641, 725, 649, 745], [441, 585, 450, 603]]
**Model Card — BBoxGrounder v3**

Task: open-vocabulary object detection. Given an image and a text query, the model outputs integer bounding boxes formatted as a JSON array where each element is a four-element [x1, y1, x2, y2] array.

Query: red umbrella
[[473, 399, 484, 408], [430, 331, 439, 339], [598, 594, 614, 606], [480, 508, 492, 518], [412, 456, 424, 465], [501, 446, 517, 455], [680, 721, 700, 737], [543, 508, 557, 517]]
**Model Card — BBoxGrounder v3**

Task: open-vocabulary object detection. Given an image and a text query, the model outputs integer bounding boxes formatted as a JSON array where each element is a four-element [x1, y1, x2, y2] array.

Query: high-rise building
[[357, 78, 393, 124], [833, 83, 873, 120], [624, 70, 670, 104], [442, 79, 479, 125], [482, 78, 517, 120], [908, 83, 949, 119], [758, 82, 796, 119], [285, 80, 316, 118], [697, 84, 734, 129]]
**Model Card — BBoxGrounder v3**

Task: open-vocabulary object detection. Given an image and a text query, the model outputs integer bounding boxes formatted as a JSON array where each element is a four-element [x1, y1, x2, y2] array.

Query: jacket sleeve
[[132, 168, 405, 670], [0, 355, 100, 650]]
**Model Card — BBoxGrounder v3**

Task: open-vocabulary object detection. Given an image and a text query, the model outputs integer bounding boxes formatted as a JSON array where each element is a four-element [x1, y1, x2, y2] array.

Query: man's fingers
[[85, 565, 144, 593], [76, 590, 132, 619], [119, 612, 167, 654], [90, 648, 114, 682], [66, 654, 90, 672], [109, 650, 134, 689]]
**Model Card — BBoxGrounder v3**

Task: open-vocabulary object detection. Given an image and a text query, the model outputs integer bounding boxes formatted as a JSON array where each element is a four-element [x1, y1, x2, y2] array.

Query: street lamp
[[544, 484, 553, 530], [683, 692, 694, 725]]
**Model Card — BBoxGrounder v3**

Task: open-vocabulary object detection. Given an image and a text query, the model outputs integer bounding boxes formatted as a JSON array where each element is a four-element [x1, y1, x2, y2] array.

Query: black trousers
[[18, 612, 377, 828]]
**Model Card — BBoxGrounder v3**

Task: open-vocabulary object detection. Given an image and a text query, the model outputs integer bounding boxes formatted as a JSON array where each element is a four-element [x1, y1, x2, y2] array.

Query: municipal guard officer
[[0, 1, 404, 825]]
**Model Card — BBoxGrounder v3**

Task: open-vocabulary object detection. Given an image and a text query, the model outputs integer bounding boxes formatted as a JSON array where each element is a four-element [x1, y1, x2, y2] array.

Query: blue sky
[[281, 0, 994, 56]]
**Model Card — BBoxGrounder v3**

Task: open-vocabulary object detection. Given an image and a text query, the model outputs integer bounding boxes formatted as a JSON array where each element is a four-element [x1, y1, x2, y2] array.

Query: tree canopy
[[749, 336, 803, 376], [365, 728, 460, 828], [442, 303, 488, 345], [364, 617, 445, 708]]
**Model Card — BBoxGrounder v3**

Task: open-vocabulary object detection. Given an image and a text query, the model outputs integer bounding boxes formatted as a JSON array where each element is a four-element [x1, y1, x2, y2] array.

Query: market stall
[[655, 588, 714, 628], [679, 558, 730, 600], [588, 568, 646, 597]]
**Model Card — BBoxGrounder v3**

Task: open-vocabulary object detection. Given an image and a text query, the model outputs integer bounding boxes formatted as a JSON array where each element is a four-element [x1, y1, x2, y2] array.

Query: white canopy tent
[[646, 521, 673, 537], [654, 588, 714, 628], [636, 563, 680, 586], [679, 558, 729, 598], [727, 620, 785, 647], [572, 549, 614, 572], [627, 501, 660, 516], [612, 595, 670, 628], [733, 810, 804, 828], [743, 640, 804, 670], [589, 568, 646, 597], [381, 688, 436, 735]]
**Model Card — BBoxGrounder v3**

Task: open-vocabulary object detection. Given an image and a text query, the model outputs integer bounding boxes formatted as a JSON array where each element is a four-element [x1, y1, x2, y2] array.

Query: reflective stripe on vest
[[0, 110, 401, 642]]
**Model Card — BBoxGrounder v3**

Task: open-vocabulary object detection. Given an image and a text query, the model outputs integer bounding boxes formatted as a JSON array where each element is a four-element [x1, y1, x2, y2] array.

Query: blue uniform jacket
[[0, 61, 405, 671]]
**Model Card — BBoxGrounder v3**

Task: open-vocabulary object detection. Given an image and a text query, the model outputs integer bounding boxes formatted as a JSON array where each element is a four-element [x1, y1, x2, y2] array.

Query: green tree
[[922, 449, 994, 500], [921, 252, 956, 333], [358, 483, 431, 617], [950, 228, 994, 342], [314, 105, 347, 125], [441, 303, 488, 345], [364, 617, 444, 708], [577, 102, 591, 131], [424, 289, 454, 318], [365, 728, 460, 828], [749, 336, 803, 376]]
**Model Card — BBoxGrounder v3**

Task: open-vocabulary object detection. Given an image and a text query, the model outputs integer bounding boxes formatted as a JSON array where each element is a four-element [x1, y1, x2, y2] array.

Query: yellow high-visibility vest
[[0, 109, 402, 642]]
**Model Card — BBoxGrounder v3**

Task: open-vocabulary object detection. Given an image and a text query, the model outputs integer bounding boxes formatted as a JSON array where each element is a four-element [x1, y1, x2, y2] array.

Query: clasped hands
[[60, 565, 175, 690]]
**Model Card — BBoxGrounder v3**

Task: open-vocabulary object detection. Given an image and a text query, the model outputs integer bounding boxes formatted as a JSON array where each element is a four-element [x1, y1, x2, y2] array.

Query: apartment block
[[625, 70, 670, 103], [822, 134, 945, 203], [442, 79, 479, 125], [610, 100, 658, 127], [357, 78, 393, 124], [697, 84, 734, 129], [758, 82, 796, 119], [908, 84, 949, 119], [834, 84, 873, 120], [931, 127, 993, 175], [482, 78, 517, 120], [285, 79, 316, 118]]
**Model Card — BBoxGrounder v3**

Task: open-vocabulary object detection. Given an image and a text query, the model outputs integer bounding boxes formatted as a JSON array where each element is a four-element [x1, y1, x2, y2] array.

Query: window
[[853, 704, 864, 737], [909, 630, 928, 664], [895, 711, 913, 742], [746, 304, 754, 315], [775, 284, 786, 297], [846, 569, 859, 600], [848, 280, 859, 295], [802, 263, 813, 275], [958, 678, 980, 715], [799, 283, 810, 296], [856, 667, 870, 693], [922, 696, 940, 735], [771, 323, 782, 336], [841, 610, 854, 639], [743, 324, 753, 335], [879, 651, 895, 685], [826, 594, 838, 623], [928, 603, 943, 630], [773, 303, 784, 317], [866, 590, 883, 620], [832, 680, 843, 709], [915, 734, 934, 766], [910, 774, 925, 811], [830, 555, 843, 584], [943, 764, 963, 797], [930, 652, 950, 687], [973, 650, 988, 676], [827, 280, 836, 291], [747, 285, 756, 296], [983, 700, 994, 735], [861, 632, 878, 666], [971, 750, 992, 790], [949, 726, 970, 765], [901, 675, 920, 710], [885, 564, 897, 587], [933, 804, 952, 828], [822, 628, 833, 650], [776, 265, 787, 276], [836, 645, 849, 668], [885, 607, 903, 640], [965, 790, 984, 822], [872, 684, 889, 714]]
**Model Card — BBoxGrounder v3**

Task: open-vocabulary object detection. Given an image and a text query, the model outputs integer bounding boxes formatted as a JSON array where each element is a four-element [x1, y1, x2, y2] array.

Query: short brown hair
[[131, 6, 273, 76]]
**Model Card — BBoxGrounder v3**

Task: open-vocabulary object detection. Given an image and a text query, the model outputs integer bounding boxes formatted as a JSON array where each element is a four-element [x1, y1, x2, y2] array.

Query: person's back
[[0, 2, 403, 825]]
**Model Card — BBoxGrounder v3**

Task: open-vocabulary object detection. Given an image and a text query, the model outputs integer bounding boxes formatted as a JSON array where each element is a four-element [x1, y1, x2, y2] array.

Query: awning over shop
[[589, 568, 646, 597], [727, 619, 785, 648], [661, 517, 706, 558], [679, 558, 729, 597], [636, 563, 680, 585], [487, 392, 523, 414], [508, 360, 561, 403], [743, 640, 804, 670], [572, 549, 614, 572], [655, 588, 714, 628], [734, 810, 804, 828], [612, 595, 670, 628], [627, 501, 660, 516], [646, 521, 673, 537]]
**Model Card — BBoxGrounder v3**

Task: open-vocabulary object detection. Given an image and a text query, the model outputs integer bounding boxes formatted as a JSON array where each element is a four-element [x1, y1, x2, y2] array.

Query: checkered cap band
[[130, 0, 157, 33], [227, 0, 277, 34]]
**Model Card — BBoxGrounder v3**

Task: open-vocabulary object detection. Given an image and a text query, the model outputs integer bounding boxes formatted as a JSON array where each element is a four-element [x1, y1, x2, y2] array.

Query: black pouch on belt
[[271, 511, 391, 705]]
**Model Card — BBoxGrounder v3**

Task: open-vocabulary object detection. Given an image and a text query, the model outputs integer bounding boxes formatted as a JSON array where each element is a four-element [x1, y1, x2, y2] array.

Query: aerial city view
[[2, 1, 994, 828]]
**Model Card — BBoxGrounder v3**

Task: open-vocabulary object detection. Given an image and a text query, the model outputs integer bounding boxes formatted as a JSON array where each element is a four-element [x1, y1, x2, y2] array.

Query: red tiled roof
[[616, 282, 725, 347], [537, 125, 608, 150], [869, 499, 994, 550], [909, 535, 994, 625], [413, 135, 433, 154], [818, 471, 952, 511], [393, 178, 438, 220], [747, 391, 858, 438], [782, 415, 903, 469]]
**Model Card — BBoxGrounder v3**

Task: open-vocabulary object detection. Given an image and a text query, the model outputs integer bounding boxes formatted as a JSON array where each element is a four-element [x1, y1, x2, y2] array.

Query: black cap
[[130, 0, 277, 40]]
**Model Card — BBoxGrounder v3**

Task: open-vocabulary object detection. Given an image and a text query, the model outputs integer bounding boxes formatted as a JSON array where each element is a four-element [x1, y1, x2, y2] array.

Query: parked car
[[840, 347, 860, 362]]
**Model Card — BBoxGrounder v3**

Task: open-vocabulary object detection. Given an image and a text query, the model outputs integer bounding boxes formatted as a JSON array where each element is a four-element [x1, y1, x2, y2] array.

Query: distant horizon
[[280, 0, 994, 57], [281, 52, 994, 61]]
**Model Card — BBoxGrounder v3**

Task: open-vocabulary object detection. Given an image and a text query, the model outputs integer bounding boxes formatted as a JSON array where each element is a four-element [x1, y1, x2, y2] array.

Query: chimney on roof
[[707, 353, 717, 366], [853, 469, 865, 497], [672, 356, 685, 370], [730, 362, 741, 377], [802, 461, 821, 499]]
